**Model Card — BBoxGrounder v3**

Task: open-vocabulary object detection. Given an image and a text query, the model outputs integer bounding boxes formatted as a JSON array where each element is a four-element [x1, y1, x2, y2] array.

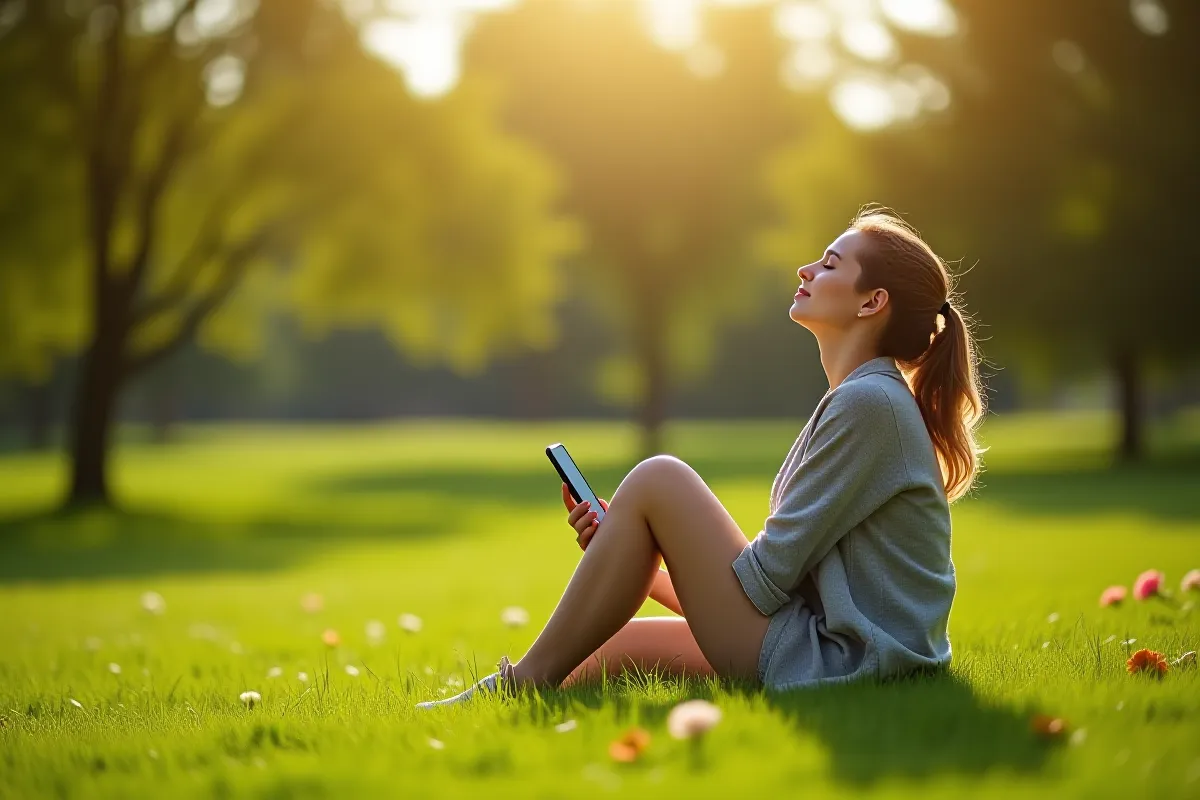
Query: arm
[[732, 383, 905, 615]]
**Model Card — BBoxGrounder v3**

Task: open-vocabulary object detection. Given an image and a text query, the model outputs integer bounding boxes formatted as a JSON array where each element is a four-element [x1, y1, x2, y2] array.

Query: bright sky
[[356, 0, 963, 130]]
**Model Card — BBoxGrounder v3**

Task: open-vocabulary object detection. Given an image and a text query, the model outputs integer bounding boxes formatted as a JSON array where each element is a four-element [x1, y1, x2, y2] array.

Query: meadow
[[1, 410, 1198, 798]]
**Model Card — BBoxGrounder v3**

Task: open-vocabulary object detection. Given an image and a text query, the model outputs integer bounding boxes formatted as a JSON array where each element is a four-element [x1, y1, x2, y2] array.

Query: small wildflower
[[69, 698, 83, 709], [428, 738, 445, 750], [1069, 728, 1088, 746], [1182, 570, 1200, 593], [609, 727, 651, 762], [140, 591, 166, 615], [398, 613, 423, 634], [301, 593, 324, 614], [1126, 648, 1169, 677], [108, 662, 121, 675], [500, 606, 530, 628], [1099, 586, 1127, 607], [239, 690, 261, 709], [298, 671, 309, 683], [555, 719, 577, 733], [321, 629, 340, 647], [267, 666, 283, 679], [1030, 714, 1068, 738], [1046, 612, 1060, 624], [366, 620, 386, 645], [666, 699, 723, 739], [1133, 570, 1164, 601], [1120, 638, 1137, 646], [345, 665, 360, 677]]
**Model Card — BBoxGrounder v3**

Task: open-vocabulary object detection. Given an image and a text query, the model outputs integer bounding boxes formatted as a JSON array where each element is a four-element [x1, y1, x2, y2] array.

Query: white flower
[[297, 672, 309, 683], [239, 690, 261, 709], [366, 620, 386, 645], [140, 591, 166, 615], [428, 738, 445, 750], [345, 665, 360, 677], [108, 662, 121, 675], [500, 606, 530, 628], [398, 613, 422, 634], [84, 637, 102, 651], [666, 699, 722, 740], [555, 719, 577, 733], [1046, 612, 1060, 624], [267, 666, 283, 679], [69, 698, 83, 709]]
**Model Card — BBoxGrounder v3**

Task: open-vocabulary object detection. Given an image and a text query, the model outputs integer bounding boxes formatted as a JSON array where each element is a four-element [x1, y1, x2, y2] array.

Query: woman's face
[[789, 229, 888, 330]]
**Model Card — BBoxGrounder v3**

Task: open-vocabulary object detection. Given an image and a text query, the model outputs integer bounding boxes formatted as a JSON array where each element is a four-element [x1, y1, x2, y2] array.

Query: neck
[[814, 329, 887, 391]]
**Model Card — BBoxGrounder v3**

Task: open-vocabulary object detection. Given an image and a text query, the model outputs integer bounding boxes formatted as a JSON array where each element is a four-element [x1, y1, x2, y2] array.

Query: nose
[[797, 265, 813, 282]]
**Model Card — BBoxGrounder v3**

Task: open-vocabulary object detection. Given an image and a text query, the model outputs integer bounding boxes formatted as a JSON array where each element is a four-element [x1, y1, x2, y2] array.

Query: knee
[[628, 454, 694, 492]]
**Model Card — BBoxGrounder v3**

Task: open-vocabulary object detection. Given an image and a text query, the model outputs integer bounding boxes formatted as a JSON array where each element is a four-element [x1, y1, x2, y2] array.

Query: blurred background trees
[[2, 0, 1198, 504]]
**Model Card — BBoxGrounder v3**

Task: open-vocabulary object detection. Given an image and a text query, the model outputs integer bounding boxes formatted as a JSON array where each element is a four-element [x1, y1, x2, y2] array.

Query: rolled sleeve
[[733, 543, 792, 615]]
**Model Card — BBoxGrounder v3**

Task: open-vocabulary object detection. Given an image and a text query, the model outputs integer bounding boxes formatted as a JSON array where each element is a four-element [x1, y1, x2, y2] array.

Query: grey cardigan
[[732, 356, 955, 690]]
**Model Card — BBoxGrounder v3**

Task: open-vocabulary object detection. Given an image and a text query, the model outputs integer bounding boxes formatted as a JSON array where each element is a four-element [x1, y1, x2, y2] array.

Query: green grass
[[1, 412, 1198, 798]]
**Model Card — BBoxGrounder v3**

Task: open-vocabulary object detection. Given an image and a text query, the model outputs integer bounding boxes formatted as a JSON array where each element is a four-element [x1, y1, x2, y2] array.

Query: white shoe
[[415, 656, 514, 710]]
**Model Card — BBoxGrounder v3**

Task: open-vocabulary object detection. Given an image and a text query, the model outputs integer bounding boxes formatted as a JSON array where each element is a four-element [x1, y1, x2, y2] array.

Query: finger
[[568, 502, 591, 526], [574, 511, 598, 535], [579, 524, 597, 550], [562, 483, 576, 511], [599, 498, 609, 511]]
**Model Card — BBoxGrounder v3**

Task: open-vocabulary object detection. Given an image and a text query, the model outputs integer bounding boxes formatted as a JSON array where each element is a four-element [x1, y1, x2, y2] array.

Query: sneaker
[[414, 656, 515, 710]]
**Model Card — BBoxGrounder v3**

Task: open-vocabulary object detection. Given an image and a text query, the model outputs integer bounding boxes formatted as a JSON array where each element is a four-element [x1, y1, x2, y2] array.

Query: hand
[[562, 482, 608, 551]]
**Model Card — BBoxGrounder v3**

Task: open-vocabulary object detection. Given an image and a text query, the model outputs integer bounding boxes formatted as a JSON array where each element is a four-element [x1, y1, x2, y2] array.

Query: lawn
[[1, 411, 1198, 798]]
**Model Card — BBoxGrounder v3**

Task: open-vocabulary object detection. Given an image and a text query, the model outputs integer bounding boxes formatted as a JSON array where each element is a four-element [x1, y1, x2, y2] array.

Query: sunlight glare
[[364, 17, 461, 98], [203, 53, 245, 107], [641, 0, 702, 52], [1129, 0, 1169, 36], [1051, 40, 1086, 75], [839, 18, 896, 62], [878, 0, 957, 37], [685, 42, 727, 78], [780, 41, 836, 90], [773, 1, 833, 42], [830, 75, 895, 130]]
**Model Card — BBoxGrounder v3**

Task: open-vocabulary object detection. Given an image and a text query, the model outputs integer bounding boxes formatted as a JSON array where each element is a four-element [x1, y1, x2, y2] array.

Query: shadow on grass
[[0, 506, 456, 584], [536, 670, 1049, 786]]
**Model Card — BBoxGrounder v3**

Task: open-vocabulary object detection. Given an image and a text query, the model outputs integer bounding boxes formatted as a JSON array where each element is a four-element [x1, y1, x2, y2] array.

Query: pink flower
[[1133, 570, 1164, 601], [1099, 586, 1127, 607], [1182, 570, 1200, 593]]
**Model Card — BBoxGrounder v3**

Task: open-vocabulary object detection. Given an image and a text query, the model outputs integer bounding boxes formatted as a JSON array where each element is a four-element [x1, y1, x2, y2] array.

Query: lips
[[795, 288, 810, 297]]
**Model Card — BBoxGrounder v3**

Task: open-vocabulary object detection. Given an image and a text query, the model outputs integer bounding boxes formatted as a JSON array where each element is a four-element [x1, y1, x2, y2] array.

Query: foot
[[414, 656, 515, 710]]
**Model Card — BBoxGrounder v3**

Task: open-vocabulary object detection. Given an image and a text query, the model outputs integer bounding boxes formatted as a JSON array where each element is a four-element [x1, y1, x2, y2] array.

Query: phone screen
[[547, 443, 605, 521]]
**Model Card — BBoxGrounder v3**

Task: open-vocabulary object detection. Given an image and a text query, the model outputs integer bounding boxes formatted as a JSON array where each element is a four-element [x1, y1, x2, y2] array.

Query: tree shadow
[[0, 506, 457, 584]]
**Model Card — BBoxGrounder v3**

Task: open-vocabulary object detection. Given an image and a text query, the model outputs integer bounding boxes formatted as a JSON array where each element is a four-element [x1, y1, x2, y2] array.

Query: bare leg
[[562, 617, 715, 686], [512, 456, 770, 687]]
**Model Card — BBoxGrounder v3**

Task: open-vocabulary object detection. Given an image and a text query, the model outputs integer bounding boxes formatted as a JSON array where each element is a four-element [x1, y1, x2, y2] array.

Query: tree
[[0, 0, 579, 506], [466, 2, 798, 457]]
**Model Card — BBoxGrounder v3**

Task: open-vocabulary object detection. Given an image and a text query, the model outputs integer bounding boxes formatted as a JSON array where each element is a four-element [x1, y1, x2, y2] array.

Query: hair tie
[[939, 301, 951, 318]]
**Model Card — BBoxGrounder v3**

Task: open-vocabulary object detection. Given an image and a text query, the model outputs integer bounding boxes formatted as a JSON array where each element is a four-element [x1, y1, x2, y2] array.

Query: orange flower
[[1030, 714, 1068, 738], [608, 727, 651, 763], [321, 628, 341, 647], [1126, 648, 1169, 677]]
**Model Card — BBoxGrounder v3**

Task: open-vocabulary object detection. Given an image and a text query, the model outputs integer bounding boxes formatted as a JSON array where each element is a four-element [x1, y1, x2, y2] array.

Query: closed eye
[[822, 262, 834, 270]]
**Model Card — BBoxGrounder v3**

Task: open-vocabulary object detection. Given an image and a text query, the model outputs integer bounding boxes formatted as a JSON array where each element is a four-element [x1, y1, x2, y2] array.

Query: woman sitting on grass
[[417, 206, 986, 707]]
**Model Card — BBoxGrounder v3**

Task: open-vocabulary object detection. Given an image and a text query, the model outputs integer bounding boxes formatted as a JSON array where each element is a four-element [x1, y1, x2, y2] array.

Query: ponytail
[[850, 207, 986, 502], [903, 300, 986, 502]]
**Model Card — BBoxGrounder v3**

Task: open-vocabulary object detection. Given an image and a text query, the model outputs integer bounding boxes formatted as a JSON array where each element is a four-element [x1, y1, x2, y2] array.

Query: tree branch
[[123, 226, 275, 377]]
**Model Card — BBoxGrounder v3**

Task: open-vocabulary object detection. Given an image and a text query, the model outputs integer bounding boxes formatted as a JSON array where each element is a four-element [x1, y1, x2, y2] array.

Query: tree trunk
[[66, 327, 125, 507], [636, 311, 668, 460], [1112, 345, 1142, 463], [26, 381, 52, 450]]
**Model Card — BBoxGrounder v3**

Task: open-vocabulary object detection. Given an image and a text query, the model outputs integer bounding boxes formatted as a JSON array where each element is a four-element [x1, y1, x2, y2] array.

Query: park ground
[[1, 411, 1198, 797]]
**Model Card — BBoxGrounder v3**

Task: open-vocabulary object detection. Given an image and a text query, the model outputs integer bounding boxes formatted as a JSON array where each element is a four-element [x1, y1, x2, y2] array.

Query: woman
[[416, 207, 985, 707]]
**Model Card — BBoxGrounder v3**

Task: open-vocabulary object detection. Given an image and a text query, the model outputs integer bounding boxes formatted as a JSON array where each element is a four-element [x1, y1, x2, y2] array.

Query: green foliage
[[0, 413, 1198, 795]]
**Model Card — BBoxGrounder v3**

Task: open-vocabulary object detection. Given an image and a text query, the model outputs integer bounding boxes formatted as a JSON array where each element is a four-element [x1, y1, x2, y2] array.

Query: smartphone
[[546, 442, 605, 523]]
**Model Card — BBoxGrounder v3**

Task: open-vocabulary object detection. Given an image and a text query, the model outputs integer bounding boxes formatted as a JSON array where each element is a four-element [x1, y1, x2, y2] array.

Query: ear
[[858, 288, 889, 318]]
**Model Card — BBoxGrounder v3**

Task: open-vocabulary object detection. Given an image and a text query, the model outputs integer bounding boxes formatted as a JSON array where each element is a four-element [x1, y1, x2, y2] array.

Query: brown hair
[[850, 206, 986, 502]]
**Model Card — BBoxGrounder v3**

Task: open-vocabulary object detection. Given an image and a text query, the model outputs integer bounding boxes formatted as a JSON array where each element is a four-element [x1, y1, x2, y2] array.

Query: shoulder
[[825, 374, 898, 421]]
